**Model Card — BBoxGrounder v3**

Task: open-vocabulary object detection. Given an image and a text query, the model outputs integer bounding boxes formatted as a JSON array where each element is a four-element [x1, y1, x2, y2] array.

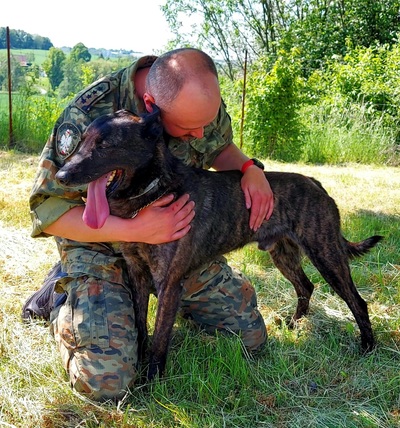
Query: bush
[[242, 50, 305, 161]]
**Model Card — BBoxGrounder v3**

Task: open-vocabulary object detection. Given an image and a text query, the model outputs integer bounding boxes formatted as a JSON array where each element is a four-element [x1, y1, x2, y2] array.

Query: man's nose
[[189, 128, 204, 139]]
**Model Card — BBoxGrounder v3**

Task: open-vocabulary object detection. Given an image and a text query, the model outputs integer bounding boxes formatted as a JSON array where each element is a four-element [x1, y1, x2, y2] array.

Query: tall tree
[[0, 27, 53, 49], [69, 43, 91, 63], [42, 47, 66, 91], [162, 0, 285, 79], [282, 0, 400, 74], [58, 57, 85, 98], [162, 0, 400, 79]]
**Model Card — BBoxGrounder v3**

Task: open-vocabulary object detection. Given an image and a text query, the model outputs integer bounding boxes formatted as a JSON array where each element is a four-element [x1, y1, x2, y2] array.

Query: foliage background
[[1, 0, 400, 165]]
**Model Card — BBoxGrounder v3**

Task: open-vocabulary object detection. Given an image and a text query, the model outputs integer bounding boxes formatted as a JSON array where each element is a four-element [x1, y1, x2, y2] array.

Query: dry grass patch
[[1, 151, 399, 427]]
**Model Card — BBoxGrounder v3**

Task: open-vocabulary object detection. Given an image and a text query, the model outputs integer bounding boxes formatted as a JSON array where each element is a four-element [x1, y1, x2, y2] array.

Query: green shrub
[[315, 43, 400, 135], [242, 50, 305, 161]]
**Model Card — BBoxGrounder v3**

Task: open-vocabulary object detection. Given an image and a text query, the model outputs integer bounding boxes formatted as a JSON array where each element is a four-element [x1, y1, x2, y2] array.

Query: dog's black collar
[[128, 178, 160, 200], [128, 177, 168, 218]]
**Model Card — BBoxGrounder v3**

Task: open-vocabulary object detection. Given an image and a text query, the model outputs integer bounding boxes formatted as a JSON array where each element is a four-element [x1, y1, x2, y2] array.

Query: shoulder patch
[[75, 81, 111, 113], [56, 122, 81, 160]]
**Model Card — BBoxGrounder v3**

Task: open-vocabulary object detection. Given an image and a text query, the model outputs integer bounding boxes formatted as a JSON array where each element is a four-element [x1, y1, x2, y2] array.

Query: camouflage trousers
[[50, 239, 266, 402]]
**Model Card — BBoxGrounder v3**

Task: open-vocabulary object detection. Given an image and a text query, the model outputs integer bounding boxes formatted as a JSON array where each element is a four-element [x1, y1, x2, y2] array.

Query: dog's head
[[56, 107, 164, 228], [56, 108, 163, 186]]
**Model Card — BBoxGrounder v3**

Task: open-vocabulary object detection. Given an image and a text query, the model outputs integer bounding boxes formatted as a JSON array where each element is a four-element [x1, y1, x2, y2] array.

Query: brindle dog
[[56, 108, 382, 381]]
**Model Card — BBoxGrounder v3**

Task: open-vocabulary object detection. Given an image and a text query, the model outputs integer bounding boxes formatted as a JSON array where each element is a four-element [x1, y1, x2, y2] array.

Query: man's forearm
[[211, 143, 249, 171], [43, 193, 196, 245], [44, 206, 135, 242]]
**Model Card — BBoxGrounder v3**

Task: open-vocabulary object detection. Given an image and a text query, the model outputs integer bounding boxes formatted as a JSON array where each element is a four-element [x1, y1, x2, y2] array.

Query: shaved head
[[145, 48, 219, 112]]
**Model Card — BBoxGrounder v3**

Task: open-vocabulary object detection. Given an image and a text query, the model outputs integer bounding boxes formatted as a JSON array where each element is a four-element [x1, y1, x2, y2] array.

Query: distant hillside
[[0, 48, 140, 67], [2, 49, 49, 66], [60, 46, 141, 59], [1, 28, 140, 59], [0, 27, 52, 50]]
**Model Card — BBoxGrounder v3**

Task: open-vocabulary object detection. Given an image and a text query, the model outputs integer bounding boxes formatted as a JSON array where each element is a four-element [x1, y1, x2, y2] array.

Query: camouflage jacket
[[30, 55, 233, 238]]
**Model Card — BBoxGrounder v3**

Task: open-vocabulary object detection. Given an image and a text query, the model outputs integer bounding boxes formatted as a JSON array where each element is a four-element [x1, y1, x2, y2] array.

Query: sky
[[2, 0, 174, 54]]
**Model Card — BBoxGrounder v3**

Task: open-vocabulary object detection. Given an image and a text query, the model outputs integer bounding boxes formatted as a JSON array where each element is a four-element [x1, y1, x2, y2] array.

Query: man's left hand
[[241, 166, 274, 231]]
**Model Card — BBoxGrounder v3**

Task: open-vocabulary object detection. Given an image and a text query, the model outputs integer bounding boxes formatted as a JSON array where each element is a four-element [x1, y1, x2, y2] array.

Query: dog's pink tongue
[[83, 173, 111, 229]]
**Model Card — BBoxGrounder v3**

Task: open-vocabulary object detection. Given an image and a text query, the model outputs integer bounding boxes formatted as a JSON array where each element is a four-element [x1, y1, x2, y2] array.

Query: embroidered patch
[[75, 81, 111, 113], [56, 122, 81, 160]]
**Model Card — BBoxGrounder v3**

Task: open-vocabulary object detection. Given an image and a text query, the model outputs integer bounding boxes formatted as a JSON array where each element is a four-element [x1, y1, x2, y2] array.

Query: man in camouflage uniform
[[27, 48, 274, 401]]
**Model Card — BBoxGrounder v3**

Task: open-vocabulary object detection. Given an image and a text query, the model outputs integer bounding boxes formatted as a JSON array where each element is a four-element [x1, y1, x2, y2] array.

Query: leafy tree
[[69, 43, 91, 63], [162, 0, 400, 80], [84, 57, 134, 83], [33, 35, 53, 50], [9, 57, 26, 91], [0, 27, 7, 49], [58, 57, 85, 98], [56, 44, 91, 97], [42, 48, 66, 91], [244, 50, 304, 160], [0, 28, 53, 50], [346, 0, 400, 47], [162, 0, 286, 79], [282, 0, 400, 75], [0, 54, 26, 91]]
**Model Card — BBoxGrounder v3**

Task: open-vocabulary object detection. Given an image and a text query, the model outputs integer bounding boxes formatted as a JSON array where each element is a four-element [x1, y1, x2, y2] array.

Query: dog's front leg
[[124, 256, 152, 366], [147, 275, 183, 380]]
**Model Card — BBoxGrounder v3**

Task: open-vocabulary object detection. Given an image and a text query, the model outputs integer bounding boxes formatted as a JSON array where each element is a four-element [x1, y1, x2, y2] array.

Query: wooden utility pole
[[239, 50, 248, 150], [6, 26, 14, 148]]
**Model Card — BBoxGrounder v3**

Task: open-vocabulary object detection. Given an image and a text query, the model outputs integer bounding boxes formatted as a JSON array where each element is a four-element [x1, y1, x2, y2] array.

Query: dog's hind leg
[[268, 238, 314, 325], [305, 246, 375, 353]]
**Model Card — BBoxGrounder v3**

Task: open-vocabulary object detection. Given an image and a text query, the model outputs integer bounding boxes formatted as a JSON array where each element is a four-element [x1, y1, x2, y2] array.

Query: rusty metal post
[[239, 49, 248, 150], [6, 26, 14, 148]]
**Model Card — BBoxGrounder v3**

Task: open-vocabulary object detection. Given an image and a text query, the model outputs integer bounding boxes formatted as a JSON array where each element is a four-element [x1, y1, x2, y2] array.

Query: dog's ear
[[143, 104, 163, 140], [115, 109, 141, 122]]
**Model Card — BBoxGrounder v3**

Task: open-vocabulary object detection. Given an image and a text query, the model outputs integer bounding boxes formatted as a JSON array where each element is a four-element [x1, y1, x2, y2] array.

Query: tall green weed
[[300, 99, 399, 165], [0, 92, 64, 152]]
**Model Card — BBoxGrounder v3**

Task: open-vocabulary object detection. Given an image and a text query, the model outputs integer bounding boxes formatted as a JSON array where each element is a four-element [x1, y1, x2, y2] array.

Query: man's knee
[[51, 275, 139, 401], [65, 345, 138, 401], [181, 258, 267, 351]]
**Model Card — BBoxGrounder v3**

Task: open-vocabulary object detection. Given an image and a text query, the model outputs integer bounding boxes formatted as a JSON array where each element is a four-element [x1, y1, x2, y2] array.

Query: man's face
[[157, 77, 221, 141], [160, 105, 219, 141]]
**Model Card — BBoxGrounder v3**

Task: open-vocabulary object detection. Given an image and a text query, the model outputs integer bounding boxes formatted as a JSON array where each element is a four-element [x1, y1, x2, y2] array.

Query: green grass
[[0, 152, 399, 427], [299, 103, 399, 166], [0, 93, 64, 152], [0, 48, 50, 66]]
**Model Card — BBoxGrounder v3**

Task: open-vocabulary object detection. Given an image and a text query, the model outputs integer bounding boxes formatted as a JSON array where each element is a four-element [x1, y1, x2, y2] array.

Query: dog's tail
[[345, 235, 383, 259]]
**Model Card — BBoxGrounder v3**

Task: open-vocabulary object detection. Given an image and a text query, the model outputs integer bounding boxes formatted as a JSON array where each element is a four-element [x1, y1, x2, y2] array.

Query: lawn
[[0, 150, 399, 427], [0, 48, 50, 66]]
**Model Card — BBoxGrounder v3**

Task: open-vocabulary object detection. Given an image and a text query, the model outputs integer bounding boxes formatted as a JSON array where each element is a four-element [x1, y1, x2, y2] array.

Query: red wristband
[[241, 159, 254, 174]]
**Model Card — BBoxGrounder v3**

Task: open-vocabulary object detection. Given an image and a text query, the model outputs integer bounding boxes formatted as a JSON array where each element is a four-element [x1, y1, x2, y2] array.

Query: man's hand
[[241, 166, 274, 231], [211, 144, 274, 231], [130, 194, 195, 244]]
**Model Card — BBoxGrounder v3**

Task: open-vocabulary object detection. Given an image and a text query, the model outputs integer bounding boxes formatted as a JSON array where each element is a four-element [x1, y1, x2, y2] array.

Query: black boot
[[22, 261, 67, 321]]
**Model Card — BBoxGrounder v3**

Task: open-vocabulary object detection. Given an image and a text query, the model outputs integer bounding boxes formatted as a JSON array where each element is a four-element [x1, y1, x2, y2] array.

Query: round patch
[[56, 122, 81, 160]]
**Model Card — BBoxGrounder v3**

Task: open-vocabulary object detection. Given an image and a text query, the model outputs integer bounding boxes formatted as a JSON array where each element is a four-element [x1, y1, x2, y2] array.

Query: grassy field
[[0, 49, 49, 66], [0, 150, 399, 427]]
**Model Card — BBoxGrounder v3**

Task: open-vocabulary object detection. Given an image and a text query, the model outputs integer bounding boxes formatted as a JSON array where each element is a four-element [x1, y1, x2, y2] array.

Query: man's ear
[[143, 93, 156, 113]]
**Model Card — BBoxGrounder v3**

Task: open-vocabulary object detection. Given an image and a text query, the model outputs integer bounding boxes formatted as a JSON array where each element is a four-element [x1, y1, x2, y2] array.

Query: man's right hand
[[129, 194, 195, 244]]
